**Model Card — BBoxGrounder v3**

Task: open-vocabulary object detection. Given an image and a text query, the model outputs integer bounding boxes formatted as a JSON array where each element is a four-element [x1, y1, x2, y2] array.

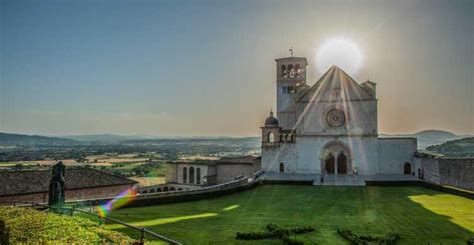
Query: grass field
[[105, 185, 474, 244]]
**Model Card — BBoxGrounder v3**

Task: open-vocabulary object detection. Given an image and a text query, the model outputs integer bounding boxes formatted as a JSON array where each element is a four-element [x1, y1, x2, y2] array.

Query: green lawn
[[104, 185, 474, 244]]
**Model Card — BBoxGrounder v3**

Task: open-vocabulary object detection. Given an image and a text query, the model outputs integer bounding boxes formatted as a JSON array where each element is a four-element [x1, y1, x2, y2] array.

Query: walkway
[[263, 172, 420, 186]]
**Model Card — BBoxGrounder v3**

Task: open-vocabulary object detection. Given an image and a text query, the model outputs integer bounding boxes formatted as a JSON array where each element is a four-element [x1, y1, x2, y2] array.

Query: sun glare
[[315, 38, 363, 75]]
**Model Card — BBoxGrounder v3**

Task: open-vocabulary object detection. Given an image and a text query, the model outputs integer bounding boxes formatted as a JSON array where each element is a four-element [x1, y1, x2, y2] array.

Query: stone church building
[[261, 55, 418, 180]]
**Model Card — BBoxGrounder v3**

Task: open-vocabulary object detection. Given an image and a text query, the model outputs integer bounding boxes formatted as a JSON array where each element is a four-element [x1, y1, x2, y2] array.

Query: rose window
[[325, 109, 345, 127]]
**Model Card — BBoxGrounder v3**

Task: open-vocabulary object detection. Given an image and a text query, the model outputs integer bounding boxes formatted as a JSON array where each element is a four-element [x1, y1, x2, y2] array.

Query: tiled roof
[[0, 168, 137, 196]]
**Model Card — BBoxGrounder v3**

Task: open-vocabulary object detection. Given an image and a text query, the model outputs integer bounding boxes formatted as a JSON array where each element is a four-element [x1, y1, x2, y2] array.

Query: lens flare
[[315, 38, 363, 75], [97, 188, 137, 217]]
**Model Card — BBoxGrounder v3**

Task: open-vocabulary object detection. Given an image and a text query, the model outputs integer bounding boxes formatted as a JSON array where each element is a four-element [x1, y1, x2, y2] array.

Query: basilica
[[261, 55, 418, 180]]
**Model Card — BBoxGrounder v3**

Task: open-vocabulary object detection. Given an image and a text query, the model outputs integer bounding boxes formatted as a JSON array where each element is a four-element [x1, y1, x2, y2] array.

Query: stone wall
[[216, 163, 258, 184], [421, 156, 474, 191], [420, 156, 440, 185], [438, 158, 474, 191], [0, 184, 134, 205], [379, 138, 417, 175]]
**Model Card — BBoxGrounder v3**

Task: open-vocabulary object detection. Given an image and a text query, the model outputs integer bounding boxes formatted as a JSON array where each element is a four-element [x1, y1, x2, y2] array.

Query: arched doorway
[[337, 153, 347, 174], [320, 141, 352, 175], [325, 154, 335, 174], [404, 162, 411, 175], [279, 162, 285, 173]]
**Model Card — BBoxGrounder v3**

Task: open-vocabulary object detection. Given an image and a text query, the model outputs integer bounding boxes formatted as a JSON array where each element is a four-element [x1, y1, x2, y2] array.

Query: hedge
[[337, 228, 400, 245], [236, 223, 315, 244], [0, 207, 133, 244]]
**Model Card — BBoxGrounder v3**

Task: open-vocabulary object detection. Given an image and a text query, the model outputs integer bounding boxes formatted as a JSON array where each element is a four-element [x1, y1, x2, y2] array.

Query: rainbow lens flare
[[97, 188, 137, 217]]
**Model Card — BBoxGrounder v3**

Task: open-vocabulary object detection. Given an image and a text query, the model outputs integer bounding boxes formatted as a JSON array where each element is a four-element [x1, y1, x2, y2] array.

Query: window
[[282, 86, 288, 94], [288, 64, 295, 78], [189, 167, 195, 184], [295, 64, 301, 77], [268, 132, 275, 143], [288, 86, 295, 94], [183, 167, 187, 183], [281, 65, 287, 78], [196, 168, 201, 184], [279, 163, 285, 173]]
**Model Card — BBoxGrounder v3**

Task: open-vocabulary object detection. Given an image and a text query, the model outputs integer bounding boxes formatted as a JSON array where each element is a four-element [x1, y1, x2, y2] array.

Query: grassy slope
[[0, 207, 132, 244], [106, 185, 474, 244]]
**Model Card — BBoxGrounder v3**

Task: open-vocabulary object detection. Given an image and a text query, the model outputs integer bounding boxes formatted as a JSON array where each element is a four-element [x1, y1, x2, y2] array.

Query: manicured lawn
[[105, 185, 474, 244]]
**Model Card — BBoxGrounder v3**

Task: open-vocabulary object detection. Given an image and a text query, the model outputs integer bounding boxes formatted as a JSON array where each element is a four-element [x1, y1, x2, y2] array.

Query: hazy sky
[[1, 0, 473, 136]]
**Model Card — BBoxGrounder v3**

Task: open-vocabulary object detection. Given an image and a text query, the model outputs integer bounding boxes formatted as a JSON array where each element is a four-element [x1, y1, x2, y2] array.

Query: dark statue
[[48, 161, 66, 207]]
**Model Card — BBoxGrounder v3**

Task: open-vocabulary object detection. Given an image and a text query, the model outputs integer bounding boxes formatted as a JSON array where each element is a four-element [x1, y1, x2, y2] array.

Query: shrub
[[0, 207, 133, 244], [337, 228, 400, 245], [467, 238, 474, 245], [236, 223, 315, 244]]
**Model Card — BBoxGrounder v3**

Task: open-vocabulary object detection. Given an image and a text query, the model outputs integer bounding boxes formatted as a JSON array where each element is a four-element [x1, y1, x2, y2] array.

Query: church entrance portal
[[325, 155, 335, 174], [337, 153, 347, 174], [320, 141, 352, 175]]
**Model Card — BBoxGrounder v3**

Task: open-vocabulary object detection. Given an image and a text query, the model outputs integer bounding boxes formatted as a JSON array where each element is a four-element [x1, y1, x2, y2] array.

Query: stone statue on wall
[[48, 161, 66, 207]]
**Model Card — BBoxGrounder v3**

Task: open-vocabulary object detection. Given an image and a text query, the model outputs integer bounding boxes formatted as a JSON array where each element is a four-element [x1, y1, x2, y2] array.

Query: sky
[[1, 0, 473, 136]]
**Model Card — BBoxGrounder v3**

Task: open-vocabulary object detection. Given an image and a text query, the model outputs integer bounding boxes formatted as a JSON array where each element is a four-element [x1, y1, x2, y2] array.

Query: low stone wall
[[137, 183, 201, 194], [0, 184, 134, 205], [69, 178, 257, 208], [421, 156, 474, 191]]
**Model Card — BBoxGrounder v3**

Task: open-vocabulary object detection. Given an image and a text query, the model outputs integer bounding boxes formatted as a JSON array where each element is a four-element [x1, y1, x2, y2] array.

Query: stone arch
[[170, 187, 176, 191], [320, 141, 352, 174], [149, 189, 155, 193], [404, 162, 411, 175], [295, 64, 301, 77], [268, 132, 275, 143], [163, 187, 169, 192], [178, 188, 183, 191], [189, 167, 195, 184], [183, 167, 187, 183], [196, 168, 201, 185], [157, 188, 162, 192], [281, 65, 287, 78], [142, 190, 148, 194], [288, 64, 295, 77]]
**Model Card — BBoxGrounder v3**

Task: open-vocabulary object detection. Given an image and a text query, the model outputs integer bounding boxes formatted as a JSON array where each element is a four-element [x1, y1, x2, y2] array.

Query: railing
[[73, 208, 181, 244], [0, 201, 181, 245], [70, 177, 251, 205]]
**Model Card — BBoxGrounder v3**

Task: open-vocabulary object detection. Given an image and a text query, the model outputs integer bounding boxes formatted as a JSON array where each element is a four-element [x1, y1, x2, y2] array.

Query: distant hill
[[0, 132, 78, 145], [415, 130, 461, 149], [380, 129, 467, 150], [61, 134, 154, 142], [426, 137, 474, 157], [415, 129, 457, 139]]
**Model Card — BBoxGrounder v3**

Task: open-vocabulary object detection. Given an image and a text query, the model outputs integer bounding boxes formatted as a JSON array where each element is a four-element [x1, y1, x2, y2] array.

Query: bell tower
[[275, 50, 308, 129]]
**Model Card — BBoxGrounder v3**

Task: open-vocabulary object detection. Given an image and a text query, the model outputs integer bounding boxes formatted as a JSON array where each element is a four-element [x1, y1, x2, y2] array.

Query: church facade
[[261, 55, 418, 178]]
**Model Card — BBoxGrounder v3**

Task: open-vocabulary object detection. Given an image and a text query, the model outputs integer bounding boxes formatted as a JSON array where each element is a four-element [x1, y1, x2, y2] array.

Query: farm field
[[104, 185, 474, 244]]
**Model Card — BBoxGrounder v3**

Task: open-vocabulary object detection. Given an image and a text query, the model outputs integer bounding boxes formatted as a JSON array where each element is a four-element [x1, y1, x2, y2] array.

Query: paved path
[[263, 172, 420, 186]]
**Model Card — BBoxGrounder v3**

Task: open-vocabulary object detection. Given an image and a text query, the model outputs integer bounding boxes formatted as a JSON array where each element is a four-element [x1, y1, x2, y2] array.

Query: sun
[[315, 38, 363, 75]]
